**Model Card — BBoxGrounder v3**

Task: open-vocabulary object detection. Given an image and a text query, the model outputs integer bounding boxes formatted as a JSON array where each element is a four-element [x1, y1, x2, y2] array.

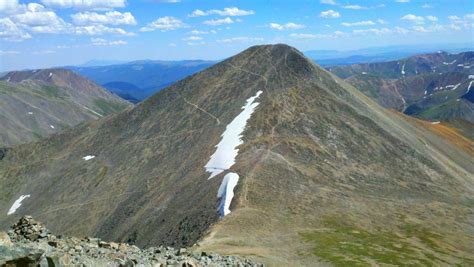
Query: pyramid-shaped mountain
[[1, 44, 472, 266]]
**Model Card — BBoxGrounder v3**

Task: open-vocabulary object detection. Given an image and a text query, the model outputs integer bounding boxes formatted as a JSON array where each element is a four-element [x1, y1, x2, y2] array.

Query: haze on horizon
[[0, 0, 473, 71]]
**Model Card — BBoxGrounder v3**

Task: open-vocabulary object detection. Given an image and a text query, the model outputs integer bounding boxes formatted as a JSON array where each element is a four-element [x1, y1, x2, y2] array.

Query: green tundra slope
[[0, 45, 472, 266], [0, 69, 132, 147]]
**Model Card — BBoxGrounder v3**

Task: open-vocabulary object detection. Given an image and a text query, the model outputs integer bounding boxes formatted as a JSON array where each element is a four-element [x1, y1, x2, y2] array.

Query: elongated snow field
[[205, 90, 263, 179], [7, 195, 31, 215]]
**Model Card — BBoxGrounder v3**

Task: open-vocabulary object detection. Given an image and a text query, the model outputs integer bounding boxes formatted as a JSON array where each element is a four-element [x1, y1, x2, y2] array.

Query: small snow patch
[[401, 63, 406, 75], [82, 155, 95, 161], [28, 112, 33, 115], [456, 99, 460, 102], [50, 125, 55, 129], [217, 172, 239, 217], [431, 121, 440, 125], [49, 72, 53, 78], [424, 90, 427, 95], [469, 75, 474, 79], [362, 72, 367, 75], [7, 195, 31, 215]]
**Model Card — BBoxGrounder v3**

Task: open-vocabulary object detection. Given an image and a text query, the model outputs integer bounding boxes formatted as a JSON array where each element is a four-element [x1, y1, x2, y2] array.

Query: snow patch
[[431, 121, 440, 125], [401, 63, 406, 75], [424, 90, 427, 95], [205, 91, 263, 179], [82, 155, 95, 161], [50, 125, 55, 129], [442, 60, 456, 65], [467, 81, 474, 94], [217, 172, 239, 217], [28, 112, 33, 115], [81, 105, 103, 117], [469, 75, 474, 79], [49, 72, 53, 78], [7, 195, 31, 215], [362, 72, 367, 75]]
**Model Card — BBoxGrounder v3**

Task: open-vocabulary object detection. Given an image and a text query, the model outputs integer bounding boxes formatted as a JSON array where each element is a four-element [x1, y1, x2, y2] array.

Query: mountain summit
[[1, 44, 472, 266]]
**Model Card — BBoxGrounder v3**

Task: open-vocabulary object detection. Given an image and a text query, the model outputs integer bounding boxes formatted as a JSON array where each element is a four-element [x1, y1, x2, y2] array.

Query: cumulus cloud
[[401, 14, 425, 24], [290, 31, 344, 39], [140, 16, 187, 32], [421, 4, 433, 8], [40, 0, 126, 9], [426, 16, 438, 22], [91, 37, 127, 45], [188, 30, 216, 35], [11, 3, 69, 33], [341, 20, 375, 27], [71, 11, 136, 25], [189, 7, 254, 17], [396, 0, 410, 2], [269, 22, 305, 30], [320, 0, 336, 5], [203, 17, 235, 26], [0, 17, 32, 41], [320, 10, 340, 19], [0, 0, 20, 13]]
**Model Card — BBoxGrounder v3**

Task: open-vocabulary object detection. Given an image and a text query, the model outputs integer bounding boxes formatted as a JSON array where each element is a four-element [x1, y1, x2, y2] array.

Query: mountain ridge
[[0, 44, 472, 266]]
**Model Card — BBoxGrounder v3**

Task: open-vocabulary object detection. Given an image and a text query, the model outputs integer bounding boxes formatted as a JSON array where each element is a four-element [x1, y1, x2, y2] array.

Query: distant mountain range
[[0, 69, 132, 147], [329, 51, 474, 125], [68, 60, 215, 102], [1, 44, 472, 266], [305, 43, 474, 66]]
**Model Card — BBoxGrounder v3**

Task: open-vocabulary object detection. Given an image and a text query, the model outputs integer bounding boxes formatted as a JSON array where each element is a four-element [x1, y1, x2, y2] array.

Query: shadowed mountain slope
[[0, 45, 472, 266], [0, 69, 132, 147]]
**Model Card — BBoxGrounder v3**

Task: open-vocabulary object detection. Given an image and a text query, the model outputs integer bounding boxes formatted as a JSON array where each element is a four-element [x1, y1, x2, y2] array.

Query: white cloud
[[421, 4, 433, 8], [189, 7, 254, 17], [91, 37, 126, 45], [40, 0, 126, 9], [0, 50, 20, 55], [342, 5, 367, 10], [75, 24, 134, 35], [140, 16, 187, 32], [341, 20, 375, 27], [11, 3, 69, 33], [320, 0, 336, 5], [377, 19, 387, 24], [0, 0, 20, 13], [401, 14, 425, 24], [217, 36, 263, 43], [0, 17, 32, 41], [320, 10, 340, 19], [182, 35, 202, 41], [203, 17, 235, 26], [269, 22, 305, 30], [71, 11, 136, 25], [186, 41, 205, 46], [396, 0, 410, 2], [464, 14, 474, 20], [448, 15, 460, 21], [426, 16, 438, 22]]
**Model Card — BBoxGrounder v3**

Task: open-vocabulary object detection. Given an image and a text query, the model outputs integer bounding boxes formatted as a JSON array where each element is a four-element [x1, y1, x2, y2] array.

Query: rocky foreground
[[0, 216, 263, 266]]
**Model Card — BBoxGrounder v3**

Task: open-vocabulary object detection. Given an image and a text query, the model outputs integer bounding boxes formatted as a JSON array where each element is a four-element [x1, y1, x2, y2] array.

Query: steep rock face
[[0, 69, 132, 146], [0, 45, 473, 266]]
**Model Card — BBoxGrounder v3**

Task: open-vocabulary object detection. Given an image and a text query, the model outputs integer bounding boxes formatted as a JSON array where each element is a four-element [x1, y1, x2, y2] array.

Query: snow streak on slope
[[205, 90, 263, 179], [217, 172, 240, 217], [7, 195, 31, 215]]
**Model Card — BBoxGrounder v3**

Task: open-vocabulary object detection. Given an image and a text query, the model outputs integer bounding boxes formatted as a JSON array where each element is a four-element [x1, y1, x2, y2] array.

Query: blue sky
[[0, 0, 473, 71]]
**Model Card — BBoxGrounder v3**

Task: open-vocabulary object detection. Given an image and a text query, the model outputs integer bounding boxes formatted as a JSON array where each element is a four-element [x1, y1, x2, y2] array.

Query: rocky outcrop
[[0, 216, 263, 266]]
